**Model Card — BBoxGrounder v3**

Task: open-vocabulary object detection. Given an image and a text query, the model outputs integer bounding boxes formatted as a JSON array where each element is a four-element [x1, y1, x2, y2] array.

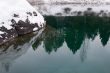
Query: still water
[[1, 16, 110, 73]]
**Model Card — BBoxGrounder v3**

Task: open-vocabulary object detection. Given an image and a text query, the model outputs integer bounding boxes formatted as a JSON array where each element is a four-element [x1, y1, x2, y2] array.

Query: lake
[[0, 16, 110, 73]]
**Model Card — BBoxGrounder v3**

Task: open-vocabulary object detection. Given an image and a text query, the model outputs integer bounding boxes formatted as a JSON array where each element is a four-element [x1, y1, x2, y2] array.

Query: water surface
[[1, 16, 110, 73]]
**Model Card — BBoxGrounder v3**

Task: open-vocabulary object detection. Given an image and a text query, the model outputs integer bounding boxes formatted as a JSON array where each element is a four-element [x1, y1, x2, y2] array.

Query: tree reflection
[[36, 16, 110, 54], [43, 26, 64, 54], [65, 27, 84, 54], [99, 20, 110, 46]]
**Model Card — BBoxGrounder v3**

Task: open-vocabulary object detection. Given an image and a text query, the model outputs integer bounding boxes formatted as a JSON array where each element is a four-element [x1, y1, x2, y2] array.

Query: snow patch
[[0, 31, 5, 34], [33, 27, 38, 31]]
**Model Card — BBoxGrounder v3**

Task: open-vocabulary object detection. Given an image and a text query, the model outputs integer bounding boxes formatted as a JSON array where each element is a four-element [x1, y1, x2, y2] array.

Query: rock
[[14, 20, 40, 35], [0, 0, 45, 45]]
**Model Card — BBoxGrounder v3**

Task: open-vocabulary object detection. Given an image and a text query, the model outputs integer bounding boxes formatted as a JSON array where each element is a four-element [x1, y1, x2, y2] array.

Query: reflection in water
[[0, 16, 110, 73], [32, 16, 110, 61], [39, 16, 110, 53], [0, 29, 44, 73], [80, 38, 90, 62]]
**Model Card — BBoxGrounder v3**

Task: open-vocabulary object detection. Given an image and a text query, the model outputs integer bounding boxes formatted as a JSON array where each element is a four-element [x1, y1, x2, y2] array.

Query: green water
[[1, 16, 110, 73]]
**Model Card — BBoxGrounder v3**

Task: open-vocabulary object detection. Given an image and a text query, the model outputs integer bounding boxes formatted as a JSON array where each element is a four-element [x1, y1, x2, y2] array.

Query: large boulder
[[0, 0, 45, 45]]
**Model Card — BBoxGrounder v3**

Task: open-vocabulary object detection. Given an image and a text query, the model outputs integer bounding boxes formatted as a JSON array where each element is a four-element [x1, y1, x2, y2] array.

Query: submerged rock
[[0, 0, 45, 45]]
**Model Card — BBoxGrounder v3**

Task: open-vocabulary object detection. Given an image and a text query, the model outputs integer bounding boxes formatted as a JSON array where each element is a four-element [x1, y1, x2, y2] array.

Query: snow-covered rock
[[0, 0, 45, 45]]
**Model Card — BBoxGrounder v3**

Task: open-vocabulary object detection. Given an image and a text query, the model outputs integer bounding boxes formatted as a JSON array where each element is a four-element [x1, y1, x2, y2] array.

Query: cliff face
[[0, 0, 45, 45]]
